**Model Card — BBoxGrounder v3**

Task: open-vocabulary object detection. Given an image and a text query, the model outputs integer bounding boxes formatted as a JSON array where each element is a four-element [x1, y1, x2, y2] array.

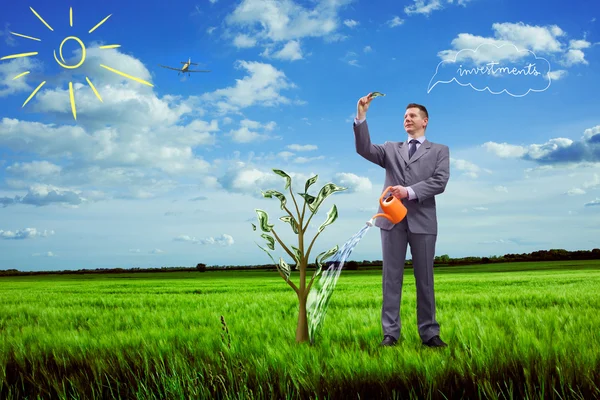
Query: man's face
[[404, 108, 428, 135]]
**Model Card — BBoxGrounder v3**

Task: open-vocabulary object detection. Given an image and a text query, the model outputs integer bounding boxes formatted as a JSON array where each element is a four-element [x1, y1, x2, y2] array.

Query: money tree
[[253, 169, 346, 343]]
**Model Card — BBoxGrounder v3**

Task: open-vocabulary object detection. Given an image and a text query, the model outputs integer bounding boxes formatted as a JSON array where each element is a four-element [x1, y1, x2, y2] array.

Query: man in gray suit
[[353, 93, 450, 348]]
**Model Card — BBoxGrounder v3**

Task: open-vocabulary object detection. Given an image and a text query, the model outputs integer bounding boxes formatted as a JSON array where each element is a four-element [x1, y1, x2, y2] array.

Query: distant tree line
[[1, 248, 599, 277]]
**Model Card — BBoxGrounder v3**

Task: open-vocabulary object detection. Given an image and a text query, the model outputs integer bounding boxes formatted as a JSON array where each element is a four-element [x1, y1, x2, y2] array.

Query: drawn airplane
[[158, 58, 210, 76]]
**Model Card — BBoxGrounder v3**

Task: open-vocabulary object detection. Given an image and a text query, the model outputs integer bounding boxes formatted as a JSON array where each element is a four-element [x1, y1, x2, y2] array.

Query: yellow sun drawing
[[0, 7, 153, 120]]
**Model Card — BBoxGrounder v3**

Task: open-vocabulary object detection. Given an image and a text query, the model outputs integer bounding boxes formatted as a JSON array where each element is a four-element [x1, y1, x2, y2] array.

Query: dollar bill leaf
[[272, 169, 292, 190], [370, 91, 385, 97], [255, 209, 274, 232], [251, 223, 256, 231], [299, 192, 316, 209], [313, 245, 339, 280], [261, 234, 275, 250], [291, 245, 302, 267], [279, 215, 299, 234], [304, 175, 318, 192], [262, 190, 287, 210], [278, 257, 291, 281], [309, 183, 347, 213], [317, 204, 338, 233]]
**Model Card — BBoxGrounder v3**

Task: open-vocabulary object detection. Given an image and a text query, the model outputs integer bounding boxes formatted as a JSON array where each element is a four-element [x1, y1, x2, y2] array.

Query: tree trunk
[[295, 291, 309, 343]]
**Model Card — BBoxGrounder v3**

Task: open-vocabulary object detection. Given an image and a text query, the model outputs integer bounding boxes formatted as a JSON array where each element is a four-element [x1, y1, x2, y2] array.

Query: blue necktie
[[408, 139, 418, 159]]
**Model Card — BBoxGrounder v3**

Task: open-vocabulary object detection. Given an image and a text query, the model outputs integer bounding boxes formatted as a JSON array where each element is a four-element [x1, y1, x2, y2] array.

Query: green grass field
[[1, 260, 599, 399]]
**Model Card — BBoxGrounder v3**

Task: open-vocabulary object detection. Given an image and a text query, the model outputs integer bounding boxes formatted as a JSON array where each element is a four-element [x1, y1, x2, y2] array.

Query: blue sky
[[0, 0, 599, 271]]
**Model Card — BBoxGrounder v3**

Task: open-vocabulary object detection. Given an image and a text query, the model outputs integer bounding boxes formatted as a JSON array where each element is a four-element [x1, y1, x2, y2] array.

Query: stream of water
[[306, 222, 373, 344]]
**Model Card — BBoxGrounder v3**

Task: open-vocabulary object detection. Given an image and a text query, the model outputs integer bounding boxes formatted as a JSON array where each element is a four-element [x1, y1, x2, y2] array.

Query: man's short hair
[[406, 103, 429, 119]]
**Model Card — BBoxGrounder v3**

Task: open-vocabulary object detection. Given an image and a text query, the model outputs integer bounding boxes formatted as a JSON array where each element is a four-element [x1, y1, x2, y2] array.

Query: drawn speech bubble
[[427, 43, 552, 97]]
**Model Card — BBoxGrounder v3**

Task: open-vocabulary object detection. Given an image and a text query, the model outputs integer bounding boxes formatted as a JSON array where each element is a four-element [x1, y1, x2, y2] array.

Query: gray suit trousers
[[381, 221, 439, 342]]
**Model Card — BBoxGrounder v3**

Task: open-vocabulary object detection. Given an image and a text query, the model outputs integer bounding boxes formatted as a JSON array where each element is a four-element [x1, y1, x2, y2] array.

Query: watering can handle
[[379, 186, 394, 205]]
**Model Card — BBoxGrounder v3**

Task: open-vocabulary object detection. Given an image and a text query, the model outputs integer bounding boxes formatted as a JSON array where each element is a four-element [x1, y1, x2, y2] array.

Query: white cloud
[[333, 172, 372, 192], [287, 144, 317, 151], [0, 228, 55, 240], [226, 0, 352, 43], [387, 16, 404, 27], [294, 156, 325, 164], [229, 127, 268, 143], [583, 125, 600, 142], [0, 184, 86, 207], [228, 119, 279, 143], [0, 56, 41, 98], [270, 40, 303, 61], [405, 0, 443, 15], [32, 251, 56, 257], [6, 161, 62, 178], [150, 249, 165, 254], [450, 158, 489, 178], [0, 23, 17, 47], [548, 70, 568, 80], [566, 188, 586, 196], [526, 138, 572, 160], [490, 22, 564, 53], [582, 173, 600, 189], [561, 49, 588, 67], [344, 19, 359, 28], [584, 198, 600, 207], [342, 51, 361, 67], [436, 22, 593, 74], [483, 124, 600, 166], [0, 117, 214, 180], [174, 235, 198, 243], [0, 49, 225, 201], [483, 142, 527, 158], [278, 151, 295, 160], [207, 27, 217, 35], [569, 39, 591, 50], [363, 46, 372, 53], [202, 234, 235, 246], [175, 233, 234, 246], [494, 185, 508, 193], [201, 61, 296, 114], [218, 165, 282, 195], [233, 34, 257, 48]]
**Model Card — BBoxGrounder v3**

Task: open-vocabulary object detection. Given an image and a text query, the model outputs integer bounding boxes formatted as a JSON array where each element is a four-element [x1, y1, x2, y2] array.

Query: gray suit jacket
[[354, 120, 450, 234]]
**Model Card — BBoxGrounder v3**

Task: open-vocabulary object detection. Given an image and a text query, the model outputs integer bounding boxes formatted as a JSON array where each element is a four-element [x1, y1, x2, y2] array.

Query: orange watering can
[[367, 186, 407, 226]]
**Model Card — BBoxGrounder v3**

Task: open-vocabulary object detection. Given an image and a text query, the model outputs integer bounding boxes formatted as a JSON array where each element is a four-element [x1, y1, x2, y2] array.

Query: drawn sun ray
[[86, 77, 103, 102], [23, 81, 46, 108], [69, 82, 77, 120], [13, 71, 30, 80], [89, 14, 112, 34], [30, 7, 54, 31], [3, 7, 154, 120], [10, 32, 41, 41], [100, 64, 154, 87], [0, 52, 39, 61]]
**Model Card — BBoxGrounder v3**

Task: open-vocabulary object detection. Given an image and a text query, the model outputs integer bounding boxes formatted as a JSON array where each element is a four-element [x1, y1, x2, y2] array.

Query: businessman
[[353, 93, 450, 348]]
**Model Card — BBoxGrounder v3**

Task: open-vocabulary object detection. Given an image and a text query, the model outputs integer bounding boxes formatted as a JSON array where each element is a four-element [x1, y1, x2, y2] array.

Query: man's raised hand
[[356, 93, 374, 121]]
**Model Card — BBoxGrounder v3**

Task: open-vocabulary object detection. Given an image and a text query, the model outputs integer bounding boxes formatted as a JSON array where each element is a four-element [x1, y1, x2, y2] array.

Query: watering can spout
[[369, 186, 407, 225]]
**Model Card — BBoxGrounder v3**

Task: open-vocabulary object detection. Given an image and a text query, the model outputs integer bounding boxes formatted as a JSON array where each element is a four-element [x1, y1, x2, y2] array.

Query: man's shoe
[[423, 335, 447, 348], [380, 335, 398, 347]]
